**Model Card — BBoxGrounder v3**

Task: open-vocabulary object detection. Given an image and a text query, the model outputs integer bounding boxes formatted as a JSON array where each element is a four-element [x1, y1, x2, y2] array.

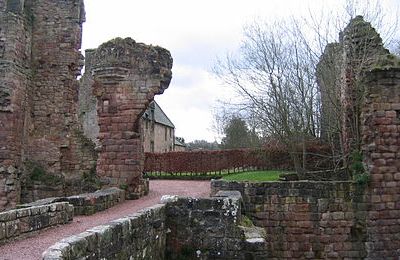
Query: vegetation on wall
[[25, 161, 63, 185], [350, 150, 370, 185]]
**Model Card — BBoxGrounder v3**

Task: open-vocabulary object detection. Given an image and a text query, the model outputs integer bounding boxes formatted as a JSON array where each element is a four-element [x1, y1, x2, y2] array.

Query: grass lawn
[[222, 170, 282, 182]]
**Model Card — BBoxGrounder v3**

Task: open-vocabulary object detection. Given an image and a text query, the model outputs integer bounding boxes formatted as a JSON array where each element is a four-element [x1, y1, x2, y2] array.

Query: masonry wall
[[43, 193, 268, 260], [19, 187, 125, 216], [0, 0, 33, 210], [42, 204, 166, 260], [0, 0, 98, 210], [25, 0, 97, 199], [79, 49, 99, 146], [211, 180, 370, 259], [0, 202, 73, 244], [362, 67, 400, 259], [89, 38, 172, 199]]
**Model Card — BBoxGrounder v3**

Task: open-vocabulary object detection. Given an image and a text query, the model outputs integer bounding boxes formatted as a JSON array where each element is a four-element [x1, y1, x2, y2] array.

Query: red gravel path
[[0, 180, 210, 260]]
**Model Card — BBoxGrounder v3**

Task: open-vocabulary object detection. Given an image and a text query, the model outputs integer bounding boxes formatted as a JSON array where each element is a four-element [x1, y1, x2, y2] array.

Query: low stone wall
[[298, 168, 350, 181], [211, 179, 369, 259], [19, 187, 125, 216], [0, 202, 73, 245], [165, 191, 268, 259], [42, 204, 166, 259], [43, 192, 268, 260]]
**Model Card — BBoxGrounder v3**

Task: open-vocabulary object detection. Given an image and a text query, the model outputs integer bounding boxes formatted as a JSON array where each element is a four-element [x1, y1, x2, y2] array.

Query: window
[[165, 127, 168, 141], [150, 141, 154, 152]]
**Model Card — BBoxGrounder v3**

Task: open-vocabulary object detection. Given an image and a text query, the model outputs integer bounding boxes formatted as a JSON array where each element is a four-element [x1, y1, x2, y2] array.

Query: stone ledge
[[42, 204, 166, 260], [0, 202, 73, 245], [43, 193, 269, 260], [18, 187, 125, 216]]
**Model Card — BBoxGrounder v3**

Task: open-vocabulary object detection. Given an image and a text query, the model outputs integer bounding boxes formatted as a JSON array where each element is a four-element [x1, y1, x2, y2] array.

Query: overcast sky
[[82, 0, 399, 142]]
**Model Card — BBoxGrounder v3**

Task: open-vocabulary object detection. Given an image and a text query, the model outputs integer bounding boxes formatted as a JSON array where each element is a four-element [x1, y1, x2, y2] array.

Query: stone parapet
[[18, 187, 125, 216], [42, 192, 268, 260], [42, 204, 167, 260], [211, 179, 370, 259], [0, 202, 73, 245]]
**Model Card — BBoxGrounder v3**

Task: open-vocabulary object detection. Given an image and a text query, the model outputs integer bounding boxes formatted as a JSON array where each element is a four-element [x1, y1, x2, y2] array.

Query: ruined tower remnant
[[0, 0, 97, 211], [317, 16, 390, 159], [362, 66, 400, 259], [340, 16, 389, 156], [89, 38, 172, 199], [318, 16, 400, 258]]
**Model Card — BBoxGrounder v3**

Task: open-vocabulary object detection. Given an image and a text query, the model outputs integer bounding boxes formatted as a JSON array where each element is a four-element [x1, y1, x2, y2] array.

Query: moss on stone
[[25, 161, 64, 185], [240, 215, 255, 228], [371, 53, 400, 70]]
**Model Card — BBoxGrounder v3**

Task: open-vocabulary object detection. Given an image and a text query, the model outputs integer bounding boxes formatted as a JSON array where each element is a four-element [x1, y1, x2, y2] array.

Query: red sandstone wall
[[0, 0, 33, 210], [90, 38, 172, 199], [362, 68, 400, 258], [0, 0, 98, 209], [211, 180, 369, 259]]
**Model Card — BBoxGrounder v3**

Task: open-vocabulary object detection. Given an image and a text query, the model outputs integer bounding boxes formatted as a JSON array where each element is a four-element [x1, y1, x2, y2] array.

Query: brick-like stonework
[[212, 180, 369, 259], [317, 16, 390, 159], [89, 38, 172, 199], [0, 0, 97, 210], [42, 204, 166, 260], [0, 202, 73, 245], [18, 187, 125, 216], [362, 67, 400, 259], [43, 192, 268, 260]]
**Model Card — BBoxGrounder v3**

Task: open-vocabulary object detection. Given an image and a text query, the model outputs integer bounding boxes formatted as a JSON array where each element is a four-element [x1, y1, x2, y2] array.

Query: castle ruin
[[0, 0, 171, 210]]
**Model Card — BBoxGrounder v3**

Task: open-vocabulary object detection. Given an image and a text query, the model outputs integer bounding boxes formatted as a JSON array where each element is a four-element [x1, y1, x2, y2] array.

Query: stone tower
[[83, 38, 173, 199], [0, 0, 96, 210]]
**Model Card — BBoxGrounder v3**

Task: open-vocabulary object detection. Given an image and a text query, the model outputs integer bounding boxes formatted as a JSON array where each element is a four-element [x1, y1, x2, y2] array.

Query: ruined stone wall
[[317, 43, 342, 146], [340, 16, 390, 157], [24, 0, 97, 200], [0, 202, 73, 245], [317, 16, 391, 163], [0, 0, 33, 210], [0, 0, 98, 210], [361, 67, 400, 259], [89, 38, 172, 199], [79, 49, 99, 146], [42, 192, 268, 260], [19, 187, 125, 216], [211, 180, 369, 259]]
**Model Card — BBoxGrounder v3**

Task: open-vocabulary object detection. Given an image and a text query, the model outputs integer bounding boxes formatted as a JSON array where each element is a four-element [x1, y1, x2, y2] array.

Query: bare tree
[[214, 0, 399, 172], [214, 20, 320, 172]]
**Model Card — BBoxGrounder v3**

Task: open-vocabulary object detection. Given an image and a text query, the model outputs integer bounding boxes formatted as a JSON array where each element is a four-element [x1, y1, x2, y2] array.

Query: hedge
[[144, 144, 332, 174]]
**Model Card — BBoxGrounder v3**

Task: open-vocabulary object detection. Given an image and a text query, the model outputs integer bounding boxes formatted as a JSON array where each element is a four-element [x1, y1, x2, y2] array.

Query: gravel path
[[0, 180, 210, 260]]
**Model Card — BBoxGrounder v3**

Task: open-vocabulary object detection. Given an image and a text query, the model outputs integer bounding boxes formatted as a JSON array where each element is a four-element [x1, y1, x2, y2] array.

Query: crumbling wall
[[0, 0, 33, 210], [23, 0, 97, 201], [317, 43, 342, 145], [79, 49, 99, 146], [317, 16, 400, 258], [340, 16, 389, 157], [0, 202, 73, 245], [212, 180, 369, 259], [361, 66, 400, 259], [317, 16, 390, 160], [0, 0, 98, 210], [42, 192, 268, 260], [89, 38, 172, 199]]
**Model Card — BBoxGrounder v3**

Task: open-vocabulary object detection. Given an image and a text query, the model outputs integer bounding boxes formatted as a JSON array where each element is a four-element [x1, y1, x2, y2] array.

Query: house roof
[[143, 101, 175, 128], [174, 137, 186, 147]]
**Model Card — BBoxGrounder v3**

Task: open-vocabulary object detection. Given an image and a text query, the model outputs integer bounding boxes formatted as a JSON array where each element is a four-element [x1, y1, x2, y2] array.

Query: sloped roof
[[175, 137, 186, 147], [143, 101, 175, 128]]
